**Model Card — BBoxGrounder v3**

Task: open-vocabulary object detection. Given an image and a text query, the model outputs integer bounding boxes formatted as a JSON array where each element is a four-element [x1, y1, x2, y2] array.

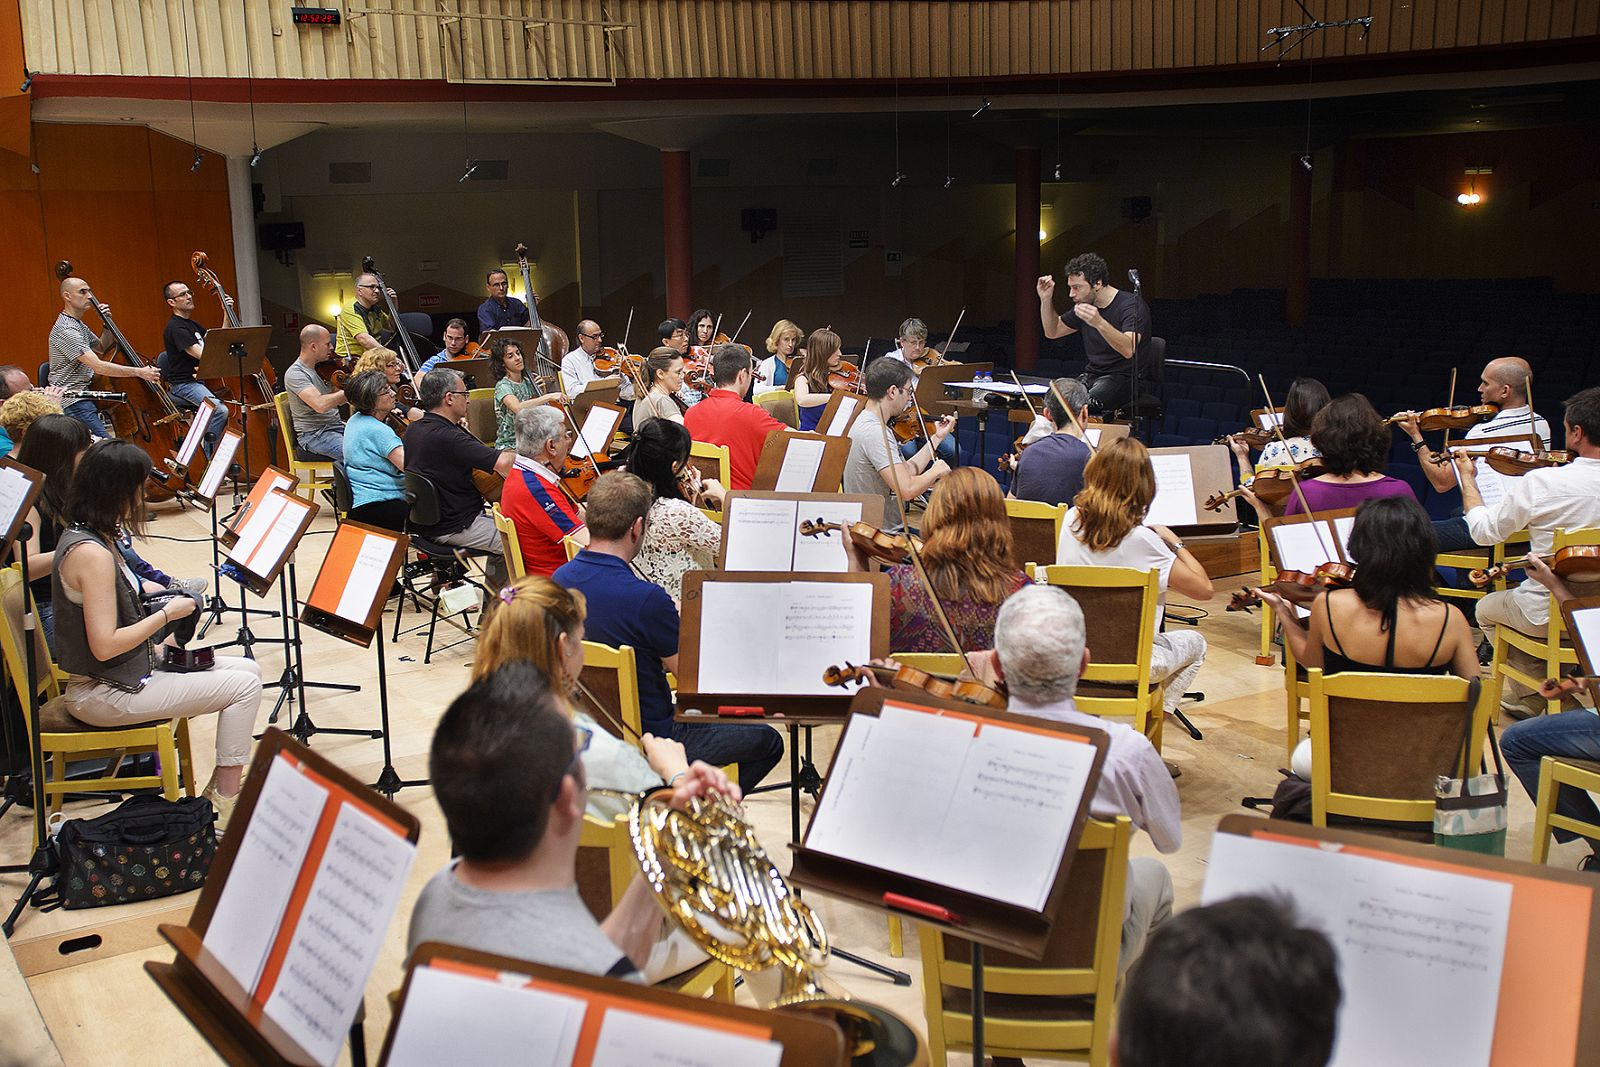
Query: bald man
[[561, 319, 634, 401], [49, 276, 162, 438], [1396, 356, 1552, 552], [283, 324, 348, 474]]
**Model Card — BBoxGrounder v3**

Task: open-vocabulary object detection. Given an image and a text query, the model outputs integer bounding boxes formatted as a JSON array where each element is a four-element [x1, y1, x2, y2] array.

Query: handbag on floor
[[46, 794, 216, 910], [1435, 680, 1507, 856]]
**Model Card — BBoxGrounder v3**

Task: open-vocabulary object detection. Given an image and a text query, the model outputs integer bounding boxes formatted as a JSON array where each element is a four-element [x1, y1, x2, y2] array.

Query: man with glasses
[[335, 272, 398, 361], [477, 268, 531, 334], [405, 367, 517, 596], [417, 318, 472, 378], [158, 280, 232, 458], [561, 319, 635, 405]]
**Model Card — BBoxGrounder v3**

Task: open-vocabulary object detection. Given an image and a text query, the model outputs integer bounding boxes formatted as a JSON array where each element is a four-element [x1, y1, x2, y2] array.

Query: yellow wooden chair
[[1255, 524, 1278, 664], [0, 567, 194, 836], [1306, 668, 1491, 831], [563, 534, 583, 562], [1283, 638, 1313, 760], [1004, 499, 1066, 572], [1435, 529, 1526, 608], [1041, 564, 1165, 749], [579, 640, 645, 743], [272, 390, 335, 500], [688, 440, 731, 491], [1531, 755, 1600, 864], [756, 389, 798, 428], [1488, 527, 1600, 718], [491, 503, 526, 581], [466, 386, 497, 444], [918, 816, 1129, 1066], [577, 811, 735, 1001]]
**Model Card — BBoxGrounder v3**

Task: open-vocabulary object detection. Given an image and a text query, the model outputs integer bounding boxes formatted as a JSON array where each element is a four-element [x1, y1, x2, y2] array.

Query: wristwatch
[[1168, 539, 1186, 553]]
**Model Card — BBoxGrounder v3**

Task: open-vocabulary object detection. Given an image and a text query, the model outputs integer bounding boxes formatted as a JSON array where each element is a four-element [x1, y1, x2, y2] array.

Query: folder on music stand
[[1146, 444, 1238, 535], [197, 325, 272, 386], [300, 522, 409, 648], [224, 488, 319, 597], [719, 491, 885, 573], [816, 390, 866, 438], [442, 357, 492, 390], [195, 430, 245, 507], [171, 397, 225, 481], [569, 380, 621, 427], [221, 467, 301, 548], [749, 431, 851, 493]]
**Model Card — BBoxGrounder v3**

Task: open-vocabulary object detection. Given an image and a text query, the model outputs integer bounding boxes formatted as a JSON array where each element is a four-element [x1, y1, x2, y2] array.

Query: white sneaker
[[171, 576, 209, 597]]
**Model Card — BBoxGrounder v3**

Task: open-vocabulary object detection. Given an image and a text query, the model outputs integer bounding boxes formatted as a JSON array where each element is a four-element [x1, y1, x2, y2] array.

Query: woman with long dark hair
[[15, 413, 91, 645], [791, 328, 844, 433], [1229, 377, 1331, 515], [1283, 393, 1417, 515], [624, 419, 723, 604]]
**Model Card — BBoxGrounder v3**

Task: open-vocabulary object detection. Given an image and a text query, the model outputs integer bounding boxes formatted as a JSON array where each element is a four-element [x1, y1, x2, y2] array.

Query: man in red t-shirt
[[682, 344, 787, 490], [499, 405, 590, 577]]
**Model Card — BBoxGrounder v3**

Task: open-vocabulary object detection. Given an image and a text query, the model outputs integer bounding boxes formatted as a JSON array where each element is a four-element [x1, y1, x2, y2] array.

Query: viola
[[1539, 676, 1600, 701], [592, 348, 642, 378], [1386, 404, 1499, 432], [1226, 562, 1356, 612], [822, 661, 1006, 710], [1203, 459, 1326, 511], [798, 518, 922, 565], [1430, 446, 1573, 478], [826, 361, 863, 393], [1470, 546, 1600, 588]]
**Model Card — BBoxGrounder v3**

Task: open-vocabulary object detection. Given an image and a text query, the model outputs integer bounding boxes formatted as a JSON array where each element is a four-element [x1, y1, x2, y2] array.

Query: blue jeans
[[1501, 710, 1600, 847], [1434, 515, 1478, 553], [295, 423, 346, 478], [169, 380, 230, 457], [900, 434, 958, 467], [668, 721, 784, 791], [62, 398, 108, 439]]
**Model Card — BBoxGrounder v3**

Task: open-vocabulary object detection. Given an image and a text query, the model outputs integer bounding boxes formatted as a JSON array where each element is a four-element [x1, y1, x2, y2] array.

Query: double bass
[[53, 260, 187, 502], [190, 251, 279, 478], [514, 242, 570, 379]]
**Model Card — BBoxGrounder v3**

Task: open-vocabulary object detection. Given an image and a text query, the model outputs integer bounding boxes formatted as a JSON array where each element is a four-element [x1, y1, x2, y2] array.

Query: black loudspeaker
[[257, 222, 306, 251], [1120, 196, 1153, 223]]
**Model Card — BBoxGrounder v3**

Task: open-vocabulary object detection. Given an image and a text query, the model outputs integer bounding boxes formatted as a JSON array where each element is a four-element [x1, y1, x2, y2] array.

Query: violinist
[[660, 317, 703, 406], [498, 405, 590, 578], [492, 338, 562, 449], [888, 317, 931, 370], [687, 309, 718, 354], [1037, 252, 1151, 416], [49, 274, 162, 439], [790, 328, 842, 432], [284, 325, 348, 474], [1398, 357, 1551, 552], [680, 345, 787, 491], [477, 267, 531, 333], [1457, 386, 1600, 717], [334, 272, 398, 360], [756, 319, 802, 395], [1225, 377, 1329, 514], [1282, 395, 1416, 516], [349, 349, 424, 424], [341, 370, 408, 532], [1009, 378, 1093, 508], [562, 320, 635, 403], [631, 349, 688, 430], [841, 358, 953, 533], [158, 281, 231, 458], [417, 318, 472, 377], [623, 419, 723, 606]]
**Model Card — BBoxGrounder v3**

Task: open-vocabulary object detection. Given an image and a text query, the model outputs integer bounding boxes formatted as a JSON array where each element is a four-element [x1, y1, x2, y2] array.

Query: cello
[[514, 242, 570, 381], [190, 251, 279, 477]]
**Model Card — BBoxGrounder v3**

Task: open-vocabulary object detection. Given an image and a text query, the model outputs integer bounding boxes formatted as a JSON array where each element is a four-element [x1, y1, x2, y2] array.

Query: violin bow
[[932, 308, 966, 365], [1040, 375, 1098, 455], [728, 309, 753, 344], [1258, 375, 1344, 567], [1442, 366, 1459, 455], [573, 677, 643, 742]]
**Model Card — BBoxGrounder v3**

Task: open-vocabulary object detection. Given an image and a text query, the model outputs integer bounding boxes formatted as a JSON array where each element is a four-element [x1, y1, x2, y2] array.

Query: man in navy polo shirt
[[554, 471, 783, 788]]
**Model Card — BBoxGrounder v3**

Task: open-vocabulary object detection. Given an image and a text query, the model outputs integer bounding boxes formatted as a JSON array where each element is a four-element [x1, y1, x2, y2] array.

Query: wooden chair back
[[1004, 499, 1065, 570]]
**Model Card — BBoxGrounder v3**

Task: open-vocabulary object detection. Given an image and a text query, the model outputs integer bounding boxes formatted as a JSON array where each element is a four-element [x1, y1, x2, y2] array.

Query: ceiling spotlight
[[458, 161, 480, 183], [249, 144, 262, 168], [890, 172, 907, 188], [971, 97, 992, 118], [1457, 191, 1482, 206], [19, 68, 33, 93], [943, 175, 955, 189], [190, 150, 204, 172], [1299, 154, 1313, 172], [1053, 162, 1062, 180]]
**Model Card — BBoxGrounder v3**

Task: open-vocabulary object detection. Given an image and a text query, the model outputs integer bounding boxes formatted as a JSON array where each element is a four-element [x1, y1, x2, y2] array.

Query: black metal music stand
[[197, 326, 272, 507]]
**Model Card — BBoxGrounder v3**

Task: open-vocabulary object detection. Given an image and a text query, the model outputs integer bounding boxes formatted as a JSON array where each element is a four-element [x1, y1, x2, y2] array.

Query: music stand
[[197, 325, 272, 505], [0, 460, 51, 936], [816, 390, 866, 438], [443, 356, 492, 391], [567, 401, 626, 463], [300, 522, 415, 797], [569, 379, 621, 427], [199, 463, 293, 655], [749, 431, 851, 493]]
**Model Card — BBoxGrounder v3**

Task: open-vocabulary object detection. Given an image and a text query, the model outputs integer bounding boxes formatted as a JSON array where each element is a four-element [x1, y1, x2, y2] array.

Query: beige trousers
[[66, 656, 265, 766]]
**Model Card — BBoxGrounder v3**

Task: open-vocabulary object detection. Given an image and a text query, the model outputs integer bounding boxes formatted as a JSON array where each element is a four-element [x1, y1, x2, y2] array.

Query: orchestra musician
[[562, 320, 635, 402], [0, 392, 63, 455], [756, 319, 802, 395], [1037, 252, 1152, 416], [334, 272, 399, 361], [624, 419, 724, 605], [349, 349, 424, 424], [687, 309, 717, 352], [49, 274, 163, 439], [492, 338, 562, 450], [284, 324, 348, 473], [790, 328, 843, 433], [417, 318, 472, 377], [477, 267, 532, 334], [680, 344, 787, 491], [631, 348, 688, 430], [886, 317, 958, 466], [1009, 377, 1093, 507], [498, 405, 590, 578], [1224, 376, 1329, 515], [657, 317, 701, 407], [341, 370, 408, 532], [158, 281, 231, 458], [841, 358, 954, 533], [1281, 394, 1416, 516]]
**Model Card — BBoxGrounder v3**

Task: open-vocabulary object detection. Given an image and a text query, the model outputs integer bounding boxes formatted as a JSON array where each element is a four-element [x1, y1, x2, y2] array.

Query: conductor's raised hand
[[1072, 302, 1103, 327], [1036, 275, 1056, 300]]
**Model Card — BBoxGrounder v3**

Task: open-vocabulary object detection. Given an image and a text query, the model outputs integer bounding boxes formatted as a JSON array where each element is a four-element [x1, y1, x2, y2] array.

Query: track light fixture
[[459, 161, 480, 183], [191, 150, 204, 172], [250, 144, 262, 168], [890, 172, 907, 188], [943, 175, 955, 189], [971, 98, 991, 118], [19, 68, 33, 93]]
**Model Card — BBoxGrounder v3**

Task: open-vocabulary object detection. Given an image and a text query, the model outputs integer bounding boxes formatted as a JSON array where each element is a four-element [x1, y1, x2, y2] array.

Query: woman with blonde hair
[[1056, 436, 1211, 714], [349, 347, 424, 424], [757, 319, 802, 394], [790, 328, 844, 433], [851, 467, 1029, 652]]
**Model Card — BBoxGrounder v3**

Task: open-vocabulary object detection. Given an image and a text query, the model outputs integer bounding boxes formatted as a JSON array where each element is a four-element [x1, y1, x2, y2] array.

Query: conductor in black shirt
[[1037, 252, 1151, 417], [159, 281, 232, 457]]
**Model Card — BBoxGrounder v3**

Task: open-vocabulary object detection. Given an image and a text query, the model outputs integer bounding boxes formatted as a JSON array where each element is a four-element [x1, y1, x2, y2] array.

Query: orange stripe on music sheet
[[1250, 828, 1588, 1065], [305, 528, 367, 616], [521, 978, 771, 1066]]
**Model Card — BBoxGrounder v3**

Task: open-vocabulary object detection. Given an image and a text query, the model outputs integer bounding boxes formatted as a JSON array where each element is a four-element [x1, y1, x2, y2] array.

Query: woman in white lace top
[[623, 419, 725, 604]]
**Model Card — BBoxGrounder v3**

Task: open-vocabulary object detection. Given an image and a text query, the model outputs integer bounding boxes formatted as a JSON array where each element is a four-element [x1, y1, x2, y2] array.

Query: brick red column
[[1014, 147, 1042, 371], [662, 149, 692, 317]]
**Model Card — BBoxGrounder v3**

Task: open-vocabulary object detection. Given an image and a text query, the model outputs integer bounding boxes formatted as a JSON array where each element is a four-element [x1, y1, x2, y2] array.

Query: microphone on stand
[[1128, 269, 1142, 295]]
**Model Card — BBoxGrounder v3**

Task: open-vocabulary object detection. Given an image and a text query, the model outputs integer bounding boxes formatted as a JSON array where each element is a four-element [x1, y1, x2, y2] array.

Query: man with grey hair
[[336, 271, 398, 360], [1009, 377, 1094, 507], [500, 404, 590, 576], [988, 584, 1179, 984], [403, 367, 516, 592]]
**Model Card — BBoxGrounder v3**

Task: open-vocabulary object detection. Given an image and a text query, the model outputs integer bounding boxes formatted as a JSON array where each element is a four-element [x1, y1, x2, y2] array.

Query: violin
[[799, 518, 922, 565], [889, 408, 943, 445], [910, 309, 965, 369], [1203, 459, 1326, 511], [1386, 404, 1499, 432], [1430, 446, 1573, 478], [1469, 546, 1600, 587], [1214, 426, 1275, 449], [826, 361, 863, 393], [822, 661, 1006, 710], [1539, 676, 1600, 701], [592, 347, 642, 378], [1226, 562, 1357, 612]]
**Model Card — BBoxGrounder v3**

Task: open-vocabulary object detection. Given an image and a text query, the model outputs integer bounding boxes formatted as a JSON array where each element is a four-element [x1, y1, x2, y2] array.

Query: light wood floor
[[0, 499, 1575, 1067]]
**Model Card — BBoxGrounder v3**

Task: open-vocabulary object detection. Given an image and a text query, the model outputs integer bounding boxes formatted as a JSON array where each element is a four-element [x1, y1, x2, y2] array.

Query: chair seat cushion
[[293, 448, 331, 464], [42, 694, 132, 733]]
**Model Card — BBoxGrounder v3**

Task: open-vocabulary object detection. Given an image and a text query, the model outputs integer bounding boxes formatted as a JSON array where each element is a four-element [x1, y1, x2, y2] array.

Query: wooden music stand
[[749, 431, 851, 493], [1250, 405, 1284, 430], [223, 488, 320, 597], [195, 430, 245, 507], [1082, 420, 1133, 449], [441, 356, 492, 390], [816, 390, 866, 437], [569, 401, 626, 462], [1559, 596, 1600, 707], [379, 944, 847, 1067], [221, 466, 300, 548], [300, 521, 409, 648], [718, 491, 886, 573], [146, 729, 421, 1067], [475, 326, 541, 356], [569, 379, 621, 427], [1211, 814, 1600, 1065], [1262, 507, 1360, 575], [171, 397, 225, 481], [674, 570, 889, 723], [1147, 444, 1238, 536]]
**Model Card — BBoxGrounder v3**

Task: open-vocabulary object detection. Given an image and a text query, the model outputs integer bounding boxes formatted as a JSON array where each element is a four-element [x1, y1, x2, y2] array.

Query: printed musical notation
[[696, 580, 874, 695]]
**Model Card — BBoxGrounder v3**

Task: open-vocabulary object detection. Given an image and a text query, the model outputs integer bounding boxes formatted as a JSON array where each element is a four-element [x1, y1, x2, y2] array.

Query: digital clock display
[[291, 7, 340, 26]]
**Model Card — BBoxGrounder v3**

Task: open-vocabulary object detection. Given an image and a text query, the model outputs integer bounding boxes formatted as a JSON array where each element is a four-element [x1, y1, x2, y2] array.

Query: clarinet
[[56, 389, 128, 402]]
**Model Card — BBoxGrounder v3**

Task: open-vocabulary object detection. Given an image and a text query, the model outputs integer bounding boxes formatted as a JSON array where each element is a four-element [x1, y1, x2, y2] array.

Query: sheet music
[[0, 463, 34, 540], [1146, 453, 1199, 527], [1203, 833, 1510, 1067], [230, 472, 295, 534], [332, 533, 394, 624], [806, 704, 1095, 909], [175, 400, 216, 470], [722, 498, 801, 571], [569, 405, 622, 459], [589, 1007, 782, 1067], [1084, 427, 1103, 448], [202, 756, 329, 992], [791, 500, 863, 573], [263, 802, 416, 1067], [384, 965, 585, 1067], [1569, 606, 1600, 673], [228, 491, 302, 574], [821, 394, 859, 436], [695, 581, 873, 694], [773, 436, 827, 492], [198, 432, 242, 500], [1256, 410, 1285, 430], [1271, 518, 1355, 574]]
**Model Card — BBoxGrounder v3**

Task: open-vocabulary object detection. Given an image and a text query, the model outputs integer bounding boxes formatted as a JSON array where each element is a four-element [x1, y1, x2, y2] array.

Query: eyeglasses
[[581, 332, 603, 341], [379, 386, 396, 396], [447, 389, 471, 399], [357, 284, 380, 291], [551, 725, 594, 800]]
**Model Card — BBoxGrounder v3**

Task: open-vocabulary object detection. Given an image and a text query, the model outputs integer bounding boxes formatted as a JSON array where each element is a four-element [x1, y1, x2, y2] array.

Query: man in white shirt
[[1458, 386, 1600, 714], [985, 584, 1179, 980], [1398, 356, 1551, 551], [561, 320, 635, 402]]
